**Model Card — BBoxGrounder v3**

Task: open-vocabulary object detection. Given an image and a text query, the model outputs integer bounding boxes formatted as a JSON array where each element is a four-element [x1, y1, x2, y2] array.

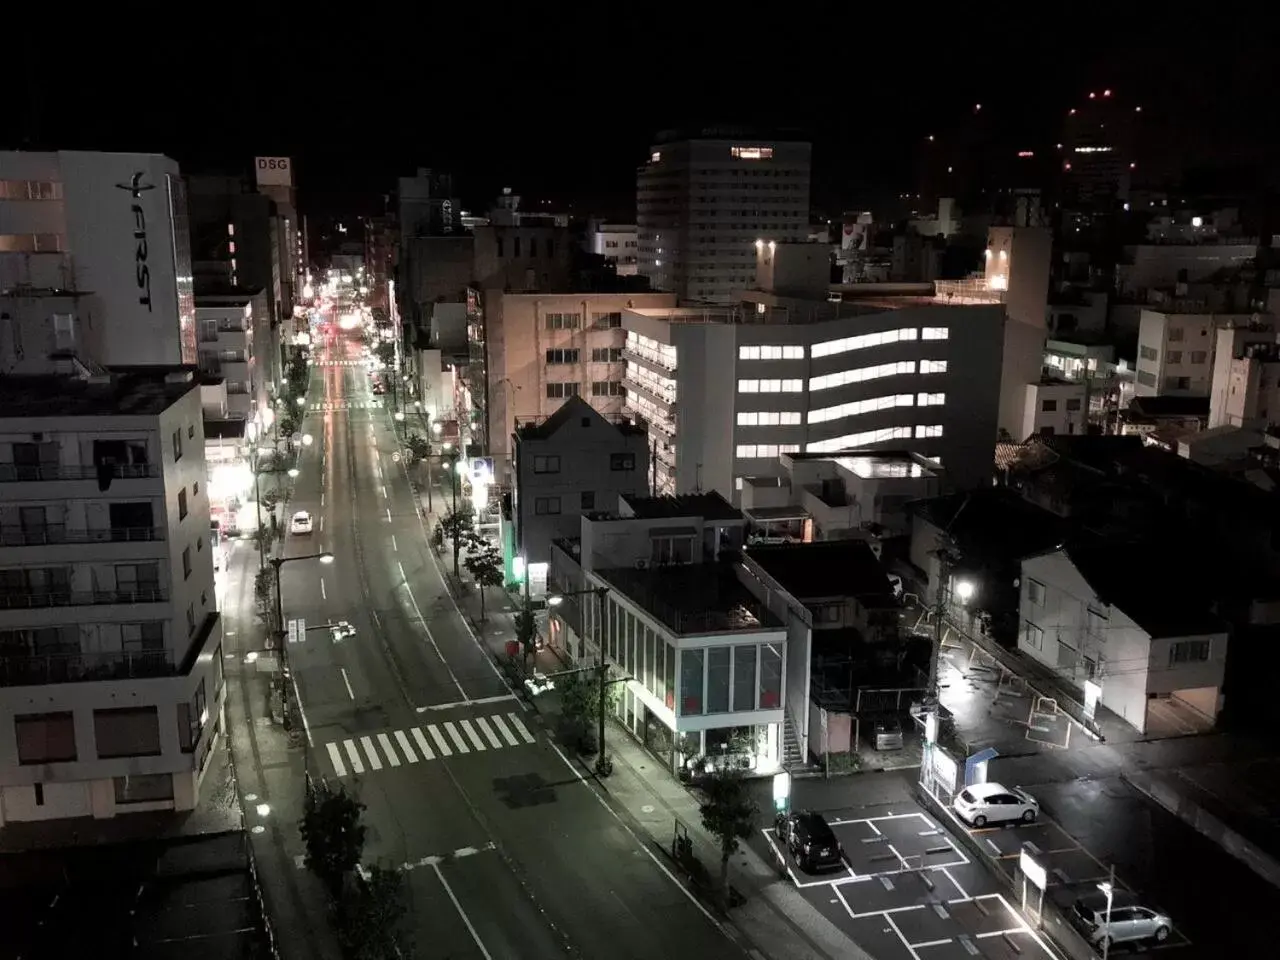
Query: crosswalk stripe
[[377, 732, 401, 767], [428, 725, 452, 756], [490, 714, 520, 747], [327, 742, 349, 777], [508, 713, 536, 744], [443, 722, 469, 753], [344, 740, 365, 774], [395, 730, 419, 762], [459, 719, 487, 751], [411, 727, 434, 760], [360, 735, 383, 770], [474, 716, 503, 749]]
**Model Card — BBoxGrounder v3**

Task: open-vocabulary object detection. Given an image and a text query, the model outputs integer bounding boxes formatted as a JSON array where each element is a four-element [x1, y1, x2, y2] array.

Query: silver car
[[1073, 894, 1172, 950]]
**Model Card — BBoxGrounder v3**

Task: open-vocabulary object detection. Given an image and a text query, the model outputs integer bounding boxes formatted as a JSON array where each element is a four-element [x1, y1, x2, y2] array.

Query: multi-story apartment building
[[586, 221, 639, 276], [0, 372, 224, 823], [621, 284, 1005, 499], [484, 291, 678, 475], [549, 493, 789, 775], [0, 150, 196, 366], [510, 396, 649, 589], [1135, 309, 1267, 397], [1208, 323, 1280, 429], [1021, 378, 1089, 439], [636, 132, 811, 303], [195, 297, 262, 422]]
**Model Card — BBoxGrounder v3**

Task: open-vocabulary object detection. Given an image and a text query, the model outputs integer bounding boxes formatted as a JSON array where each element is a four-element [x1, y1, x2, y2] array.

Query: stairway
[[781, 714, 810, 770]]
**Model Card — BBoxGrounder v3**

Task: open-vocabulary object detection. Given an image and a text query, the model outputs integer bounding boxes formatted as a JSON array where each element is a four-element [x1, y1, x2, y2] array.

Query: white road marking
[[429, 725, 452, 756], [386, 507, 392, 522], [883, 912, 919, 960], [319, 517, 325, 531], [392, 535, 398, 552], [432, 862, 493, 960], [411, 727, 434, 760], [377, 732, 401, 767], [459, 719, 486, 751], [361, 736, 383, 770], [327, 742, 348, 777], [321, 493, 325, 507], [381, 485, 387, 498], [443, 722, 469, 753], [474, 716, 503, 749], [341, 668, 355, 700], [507, 713, 536, 744], [320, 577, 327, 600], [394, 563, 467, 700], [395, 729, 418, 762], [416, 694, 517, 712], [343, 740, 365, 774], [490, 714, 520, 747]]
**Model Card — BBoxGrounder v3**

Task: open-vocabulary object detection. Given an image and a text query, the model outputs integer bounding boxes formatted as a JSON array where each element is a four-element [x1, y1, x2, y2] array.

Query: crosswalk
[[316, 359, 369, 366], [309, 400, 382, 411], [322, 712, 536, 777]]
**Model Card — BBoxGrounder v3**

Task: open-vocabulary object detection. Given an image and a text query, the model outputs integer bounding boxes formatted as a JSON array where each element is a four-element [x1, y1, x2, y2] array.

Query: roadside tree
[[463, 538, 504, 622], [698, 767, 757, 909], [299, 782, 367, 901]]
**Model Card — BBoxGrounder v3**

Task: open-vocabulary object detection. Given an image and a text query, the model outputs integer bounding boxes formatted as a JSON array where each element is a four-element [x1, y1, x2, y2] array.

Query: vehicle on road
[[953, 782, 1039, 826], [873, 717, 905, 751], [1072, 891, 1171, 950], [289, 511, 313, 535], [778, 811, 844, 873]]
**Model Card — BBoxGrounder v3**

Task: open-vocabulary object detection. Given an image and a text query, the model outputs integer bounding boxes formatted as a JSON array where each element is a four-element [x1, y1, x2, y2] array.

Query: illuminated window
[[730, 146, 774, 160], [811, 327, 918, 359], [738, 345, 806, 360], [810, 361, 916, 392], [921, 327, 949, 340], [917, 392, 945, 406], [651, 151, 661, 162], [807, 426, 913, 454], [737, 411, 802, 426], [0, 180, 62, 200], [914, 424, 944, 438], [738, 379, 802, 393], [808, 394, 914, 424], [920, 360, 948, 374], [735, 443, 801, 459]]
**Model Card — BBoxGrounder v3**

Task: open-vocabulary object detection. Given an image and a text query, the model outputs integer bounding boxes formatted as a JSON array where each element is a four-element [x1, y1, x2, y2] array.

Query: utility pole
[[596, 587, 608, 763]]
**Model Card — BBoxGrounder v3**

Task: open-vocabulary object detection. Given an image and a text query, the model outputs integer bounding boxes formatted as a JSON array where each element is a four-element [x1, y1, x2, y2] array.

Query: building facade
[[0, 151, 196, 366], [622, 296, 1005, 500], [586, 222, 639, 276], [1135, 309, 1265, 398], [1021, 378, 1088, 439], [636, 134, 811, 303], [0, 373, 224, 823]]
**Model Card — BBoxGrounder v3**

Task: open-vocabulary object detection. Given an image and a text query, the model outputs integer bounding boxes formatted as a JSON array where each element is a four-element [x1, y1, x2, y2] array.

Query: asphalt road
[[280, 330, 742, 959]]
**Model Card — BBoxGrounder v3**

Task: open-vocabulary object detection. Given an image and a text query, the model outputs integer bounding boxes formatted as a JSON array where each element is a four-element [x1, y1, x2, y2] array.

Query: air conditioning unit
[[634, 559, 649, 570]]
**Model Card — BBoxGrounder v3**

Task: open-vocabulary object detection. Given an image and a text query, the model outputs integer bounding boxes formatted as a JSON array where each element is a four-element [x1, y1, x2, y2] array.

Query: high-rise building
[[0, 151, 196, 366], [0, 370, 224, 823], [636, 132, 811, 303]]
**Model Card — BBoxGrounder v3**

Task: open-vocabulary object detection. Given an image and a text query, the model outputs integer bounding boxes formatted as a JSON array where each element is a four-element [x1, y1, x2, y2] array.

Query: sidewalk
[[414, 499, 863, 960], [222, 538, 342, 960]]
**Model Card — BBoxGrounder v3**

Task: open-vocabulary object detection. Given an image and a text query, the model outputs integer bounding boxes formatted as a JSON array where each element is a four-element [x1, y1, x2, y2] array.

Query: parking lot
[[760, 796, 1062, 960]]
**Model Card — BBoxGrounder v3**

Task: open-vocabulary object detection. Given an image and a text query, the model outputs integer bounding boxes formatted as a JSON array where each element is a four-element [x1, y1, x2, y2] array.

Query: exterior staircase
[[782, 714, 817, 773]]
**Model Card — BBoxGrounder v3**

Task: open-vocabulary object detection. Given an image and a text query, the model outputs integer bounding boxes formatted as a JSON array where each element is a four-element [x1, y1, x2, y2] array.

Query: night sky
[[11, 13, 1276, 221]]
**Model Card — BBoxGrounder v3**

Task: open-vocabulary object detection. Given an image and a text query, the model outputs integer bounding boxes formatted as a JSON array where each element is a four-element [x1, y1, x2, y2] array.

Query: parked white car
[[953, 782, 1039, 827], [1073, 892, 1172, 950], [289, 511, 313, 535]]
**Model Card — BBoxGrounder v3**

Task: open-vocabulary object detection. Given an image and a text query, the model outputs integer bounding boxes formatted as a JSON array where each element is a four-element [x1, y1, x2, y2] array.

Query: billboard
[[255, 156, 293, 188]]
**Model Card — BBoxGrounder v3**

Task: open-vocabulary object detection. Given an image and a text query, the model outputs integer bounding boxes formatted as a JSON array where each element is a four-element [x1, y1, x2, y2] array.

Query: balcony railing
[[622, 376, 676, 408], [0, 587, 167, 609], [0, 462, 160, 482], [0, 526, 165, 547], [0, 649, 175, 687]]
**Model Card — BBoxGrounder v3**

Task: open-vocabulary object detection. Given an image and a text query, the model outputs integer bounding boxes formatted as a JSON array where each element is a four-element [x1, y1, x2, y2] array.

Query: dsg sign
[[255, 156, 293, 188]]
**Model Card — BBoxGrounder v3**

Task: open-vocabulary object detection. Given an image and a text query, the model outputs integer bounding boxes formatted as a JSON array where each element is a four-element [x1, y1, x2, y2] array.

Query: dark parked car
[[778, 811, 844, 873]]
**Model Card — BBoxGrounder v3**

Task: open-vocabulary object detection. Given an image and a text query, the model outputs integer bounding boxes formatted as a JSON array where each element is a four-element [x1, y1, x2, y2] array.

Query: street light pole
[[269, 551, 335, 730], [1098, 867, 1116, 960], [596, 587, 608, 763]]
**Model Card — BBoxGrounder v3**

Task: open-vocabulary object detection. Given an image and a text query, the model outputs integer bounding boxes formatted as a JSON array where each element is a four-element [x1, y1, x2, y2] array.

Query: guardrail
[[0, 462, 160, 482], [0, 526, 164, 546], [0, 649, 174, 686], [0, 587, 167, 609]]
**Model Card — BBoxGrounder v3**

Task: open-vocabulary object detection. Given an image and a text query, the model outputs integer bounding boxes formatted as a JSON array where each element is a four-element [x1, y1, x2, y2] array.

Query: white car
[[289, 511, 313, 535], [1073, 893, 1172, 950], [953, 782, 1039, 827]]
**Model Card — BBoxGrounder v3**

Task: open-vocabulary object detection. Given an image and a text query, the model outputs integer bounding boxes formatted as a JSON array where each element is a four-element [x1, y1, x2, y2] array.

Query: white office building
[[636, 134, 811, 303], [0, 372, 224, 823], [586, 221, 639, 276], [0, 150, 196, 367]]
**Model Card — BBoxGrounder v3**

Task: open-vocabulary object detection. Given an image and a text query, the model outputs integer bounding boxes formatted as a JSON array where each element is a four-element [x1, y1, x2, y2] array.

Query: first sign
[[255, 156, 293, 187]]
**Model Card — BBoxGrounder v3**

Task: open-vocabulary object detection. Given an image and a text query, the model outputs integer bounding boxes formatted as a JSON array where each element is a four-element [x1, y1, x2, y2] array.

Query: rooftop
[[0, 373, 197, 419], [620, 491, 742, 522], [514, 395, 645, 441], [1127, 395, 1210, 419], [828, 452, 939, 481], [747, 541, 896, 603], [1061, 541, 1227, 639], [203, 417, 248, 440], [911, 488, 1070, 566], [599, 562, 781, 636]]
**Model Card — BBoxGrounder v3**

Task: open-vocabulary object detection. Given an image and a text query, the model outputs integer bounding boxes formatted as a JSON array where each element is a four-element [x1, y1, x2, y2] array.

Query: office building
[[509, 396, 649, 590], [483, 290, 677, 475], [586, 221, 639, 276], [0, 371, 224, 823], [636, 132, 811, 302], [0, 150, 196, 366]]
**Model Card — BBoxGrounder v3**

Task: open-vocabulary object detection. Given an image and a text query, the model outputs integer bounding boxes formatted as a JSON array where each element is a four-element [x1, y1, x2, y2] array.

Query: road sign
[[470, 457, 494, 482], [287, 618, 306, 644]]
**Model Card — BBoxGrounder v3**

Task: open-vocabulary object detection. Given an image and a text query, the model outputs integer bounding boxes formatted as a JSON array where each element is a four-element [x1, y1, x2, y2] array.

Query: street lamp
[[268, 551, 334, 727], [288, 468, 300, 479], [548, 587, 612, 764], [1097, 871, 1116, 960], [302, 434, 314, 447], [295, 396, 306, 407], [954, 579, 975, 602]]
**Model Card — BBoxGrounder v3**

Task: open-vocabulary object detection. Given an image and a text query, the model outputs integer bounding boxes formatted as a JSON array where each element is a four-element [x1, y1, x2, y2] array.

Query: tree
[[333, 865, 406, 960], [437, 506, 473, 578], [374, 341, 396, 369], [254, 567, 277, 623], [514, 605, 537, 669], [404, 432, 431, 464], [463, 538, 504, 622], [698, 767, 758, 909], [279, 416, 297, 442], [299, 782, 367, 901]]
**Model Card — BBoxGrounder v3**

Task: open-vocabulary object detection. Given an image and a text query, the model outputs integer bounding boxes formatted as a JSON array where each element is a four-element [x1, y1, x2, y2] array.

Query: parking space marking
[[883, 912, 920, 960]]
